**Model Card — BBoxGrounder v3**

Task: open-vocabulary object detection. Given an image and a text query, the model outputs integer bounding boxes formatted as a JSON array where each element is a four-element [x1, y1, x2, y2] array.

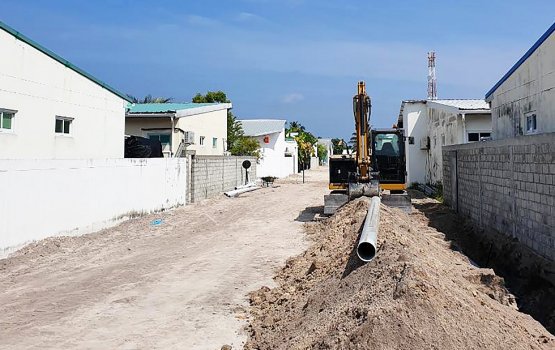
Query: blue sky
[[1, 1, 554, 139]]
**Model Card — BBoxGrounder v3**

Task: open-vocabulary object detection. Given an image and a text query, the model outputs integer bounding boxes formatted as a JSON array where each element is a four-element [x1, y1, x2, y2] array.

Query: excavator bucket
[[381, 191, 412, 213]]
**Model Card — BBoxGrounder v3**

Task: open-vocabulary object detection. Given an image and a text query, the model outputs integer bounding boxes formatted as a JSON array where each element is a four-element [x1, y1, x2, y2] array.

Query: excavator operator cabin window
[[374, 134, 400, 156]]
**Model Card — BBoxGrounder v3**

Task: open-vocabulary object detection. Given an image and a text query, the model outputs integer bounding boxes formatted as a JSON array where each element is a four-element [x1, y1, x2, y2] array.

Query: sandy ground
[[0, 168, 329, 350], [245, 197, 554, 349]]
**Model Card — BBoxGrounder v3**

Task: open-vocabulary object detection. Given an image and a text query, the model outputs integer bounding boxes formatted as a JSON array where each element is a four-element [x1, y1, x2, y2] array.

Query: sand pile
[[245, 199, 554, 349]]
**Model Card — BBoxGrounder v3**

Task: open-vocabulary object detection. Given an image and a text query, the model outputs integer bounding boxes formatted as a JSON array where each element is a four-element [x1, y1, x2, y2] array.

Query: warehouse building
[[486, 22, 555, 139]]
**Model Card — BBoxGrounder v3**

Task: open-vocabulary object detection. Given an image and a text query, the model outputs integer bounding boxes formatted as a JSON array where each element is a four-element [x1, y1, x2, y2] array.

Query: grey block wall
[[443, 132, 555, 261], [190, 156, 257, 203]]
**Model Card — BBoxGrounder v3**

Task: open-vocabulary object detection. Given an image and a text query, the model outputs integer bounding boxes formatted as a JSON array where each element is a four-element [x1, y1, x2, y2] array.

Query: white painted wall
[[177, 109, 227, 156], [465, 114, 492, 141], [426, 110, 491, 183], [489, 30, 555, 139], [0, 158, 187, 254], [125, 108, 228, 156], [401, 102, 428, 185], [0, 29, 127, 159], [285, 139, 299, 174], [254, 130, 296, 178]]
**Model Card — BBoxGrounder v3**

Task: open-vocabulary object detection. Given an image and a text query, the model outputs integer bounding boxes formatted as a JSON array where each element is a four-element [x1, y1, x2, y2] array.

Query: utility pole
[[427, 51, 437, 100]]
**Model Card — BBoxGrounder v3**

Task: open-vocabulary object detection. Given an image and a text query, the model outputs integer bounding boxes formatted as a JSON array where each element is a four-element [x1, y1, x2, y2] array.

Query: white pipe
[[224, 186, 260, 198], [357, 196, 381, 262], [235, 182, 256, 190]]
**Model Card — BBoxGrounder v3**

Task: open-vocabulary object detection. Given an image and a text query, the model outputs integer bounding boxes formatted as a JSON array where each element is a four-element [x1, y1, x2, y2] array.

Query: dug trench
[[410, 190, 555, 334], [244, 195, 554, 349]]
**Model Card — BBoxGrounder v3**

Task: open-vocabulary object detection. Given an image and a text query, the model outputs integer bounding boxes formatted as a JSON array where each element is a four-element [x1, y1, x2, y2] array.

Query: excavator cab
[[371, 130, 406, 190], [372, 129, 412, 212]]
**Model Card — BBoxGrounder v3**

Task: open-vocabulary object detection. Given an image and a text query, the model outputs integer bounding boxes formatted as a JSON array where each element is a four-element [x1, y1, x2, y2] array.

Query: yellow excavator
[[324, 81, 411, 214]]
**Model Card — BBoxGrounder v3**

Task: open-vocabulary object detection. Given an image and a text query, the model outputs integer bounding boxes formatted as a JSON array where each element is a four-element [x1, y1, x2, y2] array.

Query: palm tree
[[127, 94, 173, 103], [349, 132, 357, 151]]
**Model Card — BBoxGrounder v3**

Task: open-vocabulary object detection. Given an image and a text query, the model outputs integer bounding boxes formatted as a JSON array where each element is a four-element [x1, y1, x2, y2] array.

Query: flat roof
[[0, 20, 132, 103], [485, 21, 555, 100]]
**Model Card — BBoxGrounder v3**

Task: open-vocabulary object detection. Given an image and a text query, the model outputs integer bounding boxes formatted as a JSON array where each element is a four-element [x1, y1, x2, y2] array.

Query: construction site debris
[[245, 199, 554, 349]]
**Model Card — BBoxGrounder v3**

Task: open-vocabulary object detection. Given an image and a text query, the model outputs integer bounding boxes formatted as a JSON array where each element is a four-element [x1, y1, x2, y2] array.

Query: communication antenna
[[427, 51, 437, 100]]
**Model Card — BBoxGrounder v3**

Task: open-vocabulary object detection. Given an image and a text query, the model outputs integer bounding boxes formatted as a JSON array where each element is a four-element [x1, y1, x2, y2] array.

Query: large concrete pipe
[[357, 196, 381, 262]]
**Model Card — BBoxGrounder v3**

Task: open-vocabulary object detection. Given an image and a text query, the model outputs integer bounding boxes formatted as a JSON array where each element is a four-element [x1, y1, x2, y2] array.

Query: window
[[149, 133, 171, 154], [0, 110, 15, 130], [200, 136, 205, 145], [55, 116, 73, 134], [468, 132, 491, 142], [374, 133, 400, 156], [526, 114, 537, 133], [212, 137, 217, 148]]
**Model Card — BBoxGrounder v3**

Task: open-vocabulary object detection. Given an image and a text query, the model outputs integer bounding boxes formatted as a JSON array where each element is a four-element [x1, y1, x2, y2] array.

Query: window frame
[[55, 116, 74, 135], [0, 108, 17, 133], [467, 131, 491, 142], [147, 132, 172, 155], [199, 136, 205, 146], [525, 113, 537, 134], [212, 137, 217, 148]]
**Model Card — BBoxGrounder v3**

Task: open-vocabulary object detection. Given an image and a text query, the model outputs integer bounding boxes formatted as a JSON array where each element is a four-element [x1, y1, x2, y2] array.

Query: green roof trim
[[0, 20, 133, 103], [127, 103, 220, 114]]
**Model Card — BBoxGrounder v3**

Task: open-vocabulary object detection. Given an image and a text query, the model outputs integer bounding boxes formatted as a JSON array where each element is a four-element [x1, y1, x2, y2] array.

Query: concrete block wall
[[443, 132, 555, 261], [191, 156, 257, 202]]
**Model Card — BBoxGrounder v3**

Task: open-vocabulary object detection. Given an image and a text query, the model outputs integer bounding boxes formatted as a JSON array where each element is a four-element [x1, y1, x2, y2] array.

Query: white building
[[125, 103, 231, 156], [486, 22, 555, 139], [239, 119, 298, 178], [0, 21, 131, 159], [398, 99, 491, 185]]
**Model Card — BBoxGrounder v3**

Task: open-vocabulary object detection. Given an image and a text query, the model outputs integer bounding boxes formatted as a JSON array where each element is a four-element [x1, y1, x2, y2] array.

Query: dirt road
[[0, 168, 329, 349]]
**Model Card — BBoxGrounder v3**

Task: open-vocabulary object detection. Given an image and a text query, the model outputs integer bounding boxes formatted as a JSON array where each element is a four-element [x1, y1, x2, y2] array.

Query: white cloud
[[283, 93, 305, 103], [185, 15, 220, 27], [234, 12, 267, 23]]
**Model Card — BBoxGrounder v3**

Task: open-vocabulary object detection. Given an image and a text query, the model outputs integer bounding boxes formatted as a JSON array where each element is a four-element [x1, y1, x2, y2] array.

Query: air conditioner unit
[[420, 136, 430, 150], [184, 131, 195, 144]]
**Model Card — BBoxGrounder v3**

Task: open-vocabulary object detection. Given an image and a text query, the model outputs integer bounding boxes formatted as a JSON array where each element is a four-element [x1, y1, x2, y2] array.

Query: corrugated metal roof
[[127, 103, 219, 114], [485, 21, 555, 100], [428, 99, 490, 110], [239, 119, 286, 136], [0, 20, 132, 102]]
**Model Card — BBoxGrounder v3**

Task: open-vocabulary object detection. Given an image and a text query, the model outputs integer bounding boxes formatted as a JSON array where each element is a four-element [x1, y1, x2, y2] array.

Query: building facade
[[398, 99, 491, 185], [486, 22, 555, 140], [126, 103, 231, 157], [0, 21, 131, 159], [239, 119, 298, 178]]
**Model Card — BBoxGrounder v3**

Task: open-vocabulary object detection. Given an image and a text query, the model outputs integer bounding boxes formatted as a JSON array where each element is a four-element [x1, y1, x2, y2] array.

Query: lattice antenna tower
[[427, 51, 437, 100]]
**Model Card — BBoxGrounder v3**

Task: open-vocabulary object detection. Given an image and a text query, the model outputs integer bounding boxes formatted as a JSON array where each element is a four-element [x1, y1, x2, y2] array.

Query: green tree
[[317, 144, 328, 164], [192, 91, 229, 103], [230, 136, 261, 158], [295, 131, 317, 165], [192, 90, 242, 151], [349, 132, 357, 151], [127, 94, 173, 103], [331, 138, 346, 155], [286, 121, 306, 135]]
